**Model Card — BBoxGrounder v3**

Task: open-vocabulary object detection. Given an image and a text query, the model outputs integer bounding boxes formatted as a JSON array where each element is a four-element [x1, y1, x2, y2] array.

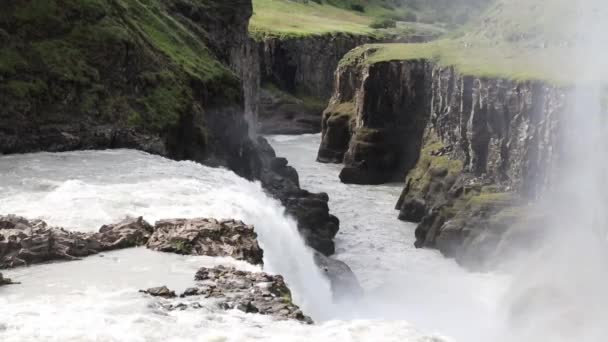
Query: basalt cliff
[[318, 45, 567, 268]]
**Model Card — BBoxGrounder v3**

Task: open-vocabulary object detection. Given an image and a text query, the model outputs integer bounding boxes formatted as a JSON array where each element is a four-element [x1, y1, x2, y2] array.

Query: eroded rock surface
[[141, 265, 313, 324], [319, 45, 568, 266], [147, 218, 264, 265], [0, 215, 152, 269]]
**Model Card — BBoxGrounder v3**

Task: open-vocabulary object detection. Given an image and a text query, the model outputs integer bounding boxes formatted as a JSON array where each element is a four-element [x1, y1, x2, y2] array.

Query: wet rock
[[0, 215, 152, 269], [144, 265, 313, 324], [313, 252, 363, 300], [318, 48, 431, 184], [146, 218, 264, 265], [256, 137, 340, 256], [140, 286, 177, 298], [93, 217, 154, 250]]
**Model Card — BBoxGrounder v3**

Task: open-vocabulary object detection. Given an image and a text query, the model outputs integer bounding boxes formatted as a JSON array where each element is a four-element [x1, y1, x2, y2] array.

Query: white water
[[0, 148, 451, 341]]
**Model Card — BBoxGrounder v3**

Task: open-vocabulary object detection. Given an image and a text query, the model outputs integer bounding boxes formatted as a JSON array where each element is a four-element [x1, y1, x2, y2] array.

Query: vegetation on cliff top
[[249, 0, 477, 39], [0, 0, 240, 131], [338, 0, 604, 82]]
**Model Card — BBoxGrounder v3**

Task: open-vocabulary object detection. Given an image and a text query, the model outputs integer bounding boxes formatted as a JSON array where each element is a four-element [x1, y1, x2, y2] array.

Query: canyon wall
[[256, 34, 376, 134], [318, 46, 567, 266], [0, 0, 338, 256]]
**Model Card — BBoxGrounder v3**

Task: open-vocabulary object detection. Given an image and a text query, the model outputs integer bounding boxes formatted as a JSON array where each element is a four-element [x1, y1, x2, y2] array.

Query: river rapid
[[0, 135, 508, 342]]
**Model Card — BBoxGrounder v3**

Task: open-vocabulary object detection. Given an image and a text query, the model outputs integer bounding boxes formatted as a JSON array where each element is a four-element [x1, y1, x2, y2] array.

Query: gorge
[[2, 0, 608, 341]]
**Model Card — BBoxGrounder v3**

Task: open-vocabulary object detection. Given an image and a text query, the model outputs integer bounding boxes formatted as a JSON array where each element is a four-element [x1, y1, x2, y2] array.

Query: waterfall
[[0, 149, 333, 319]]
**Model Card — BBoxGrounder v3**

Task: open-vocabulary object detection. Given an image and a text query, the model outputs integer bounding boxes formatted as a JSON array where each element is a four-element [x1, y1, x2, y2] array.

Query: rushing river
[[0, 136, 507, 341]]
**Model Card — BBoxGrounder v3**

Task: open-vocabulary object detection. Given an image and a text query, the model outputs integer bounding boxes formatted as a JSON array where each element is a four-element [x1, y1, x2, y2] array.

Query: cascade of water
[[0, 150, 334, 319]]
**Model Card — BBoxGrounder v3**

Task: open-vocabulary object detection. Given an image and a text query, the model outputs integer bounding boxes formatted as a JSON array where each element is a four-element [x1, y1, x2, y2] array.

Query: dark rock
[[146, 218, 264, 265], [319, 47, 567, 266], [397, 198, 427, 223], [256, 137, 340, 256], [313, 252, 363, 300], [140, 286, 176, 298], [318, 48, 431, 184], [146, 265, 313, 324], [0, 215, 152, 269]]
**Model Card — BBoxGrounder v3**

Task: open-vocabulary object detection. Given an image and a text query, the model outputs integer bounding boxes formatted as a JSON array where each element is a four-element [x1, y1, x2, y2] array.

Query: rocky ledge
[[141, 265, 313, 324], [0, 215, 263, 269], [147, 218, 263, 265]]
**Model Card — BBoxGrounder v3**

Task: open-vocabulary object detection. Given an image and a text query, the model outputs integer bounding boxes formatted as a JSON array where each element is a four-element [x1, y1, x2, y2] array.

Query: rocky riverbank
[[317, 45, 568, 268]]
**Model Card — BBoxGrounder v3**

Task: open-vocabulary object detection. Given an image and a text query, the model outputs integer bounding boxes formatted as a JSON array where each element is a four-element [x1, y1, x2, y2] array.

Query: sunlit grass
[[250, 0, 375, 39]]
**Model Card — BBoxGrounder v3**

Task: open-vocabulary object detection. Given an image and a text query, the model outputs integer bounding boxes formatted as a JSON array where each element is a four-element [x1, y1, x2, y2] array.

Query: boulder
[[139, 286, 176, 298], [141, 265, 313, 324], [0, 215, 152, 269], [313, 252, 363, 300], [147, 218, 264, 265]]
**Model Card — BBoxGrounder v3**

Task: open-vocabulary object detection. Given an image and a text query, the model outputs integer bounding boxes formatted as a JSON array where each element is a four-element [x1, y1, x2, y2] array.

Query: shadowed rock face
[[256, 137, 340, 255], [141, 265, 313, 324], [0, 215, 153, 269], [318, 52, 568, 267], [318, 54, 432, 185], [147, 218, 264, 265]]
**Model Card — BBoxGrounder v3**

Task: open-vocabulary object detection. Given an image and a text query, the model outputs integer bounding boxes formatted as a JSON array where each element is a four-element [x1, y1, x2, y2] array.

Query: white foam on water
[[0, 149, 447, 341]]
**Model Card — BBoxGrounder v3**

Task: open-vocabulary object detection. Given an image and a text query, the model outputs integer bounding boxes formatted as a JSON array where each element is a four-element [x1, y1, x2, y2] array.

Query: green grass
[[250, 0, 376, 38], [336, 0, 608, 83], [0, 0, 240, 132], [250, 0, 492, 39]]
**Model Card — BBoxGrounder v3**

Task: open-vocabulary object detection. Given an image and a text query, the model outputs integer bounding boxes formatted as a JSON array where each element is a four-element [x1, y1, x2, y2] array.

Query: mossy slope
[[0, 0, 241, 137], [338, 0, 606, 83]]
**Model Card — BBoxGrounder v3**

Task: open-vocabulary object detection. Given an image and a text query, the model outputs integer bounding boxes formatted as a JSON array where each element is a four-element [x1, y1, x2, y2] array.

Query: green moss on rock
[[0, 0, 241, 136]]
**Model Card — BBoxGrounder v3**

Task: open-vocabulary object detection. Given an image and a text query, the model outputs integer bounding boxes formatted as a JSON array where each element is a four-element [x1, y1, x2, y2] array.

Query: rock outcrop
[[256, 138, 340, 255], [313, 252, 363, 299], [318, 47, 432, 184], [0, 215, 152, 269], [0, 215, 270, 268], [147, 218, 263, 265], [319, 46, 567, 266], [141, 265, 313, 324]]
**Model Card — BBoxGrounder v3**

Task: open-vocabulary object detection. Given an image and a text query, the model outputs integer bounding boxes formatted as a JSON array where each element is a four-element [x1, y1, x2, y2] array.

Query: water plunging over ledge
[[0, 148, 452, 342]]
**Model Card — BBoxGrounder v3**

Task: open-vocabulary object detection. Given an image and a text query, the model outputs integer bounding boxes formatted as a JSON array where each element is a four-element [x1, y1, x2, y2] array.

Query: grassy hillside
[[249, 0, 485, 39], [0, 0, 240, 131], [343, 0, 607, 82]]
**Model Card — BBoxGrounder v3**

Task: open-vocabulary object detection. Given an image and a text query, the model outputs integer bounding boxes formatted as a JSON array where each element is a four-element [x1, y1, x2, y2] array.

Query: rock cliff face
[[318, 49, 567, 266], [0, 0, 339, 257], [0, 0, 258, 177], [318, 48, 432, 184], [256, 34, 376, 134]]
